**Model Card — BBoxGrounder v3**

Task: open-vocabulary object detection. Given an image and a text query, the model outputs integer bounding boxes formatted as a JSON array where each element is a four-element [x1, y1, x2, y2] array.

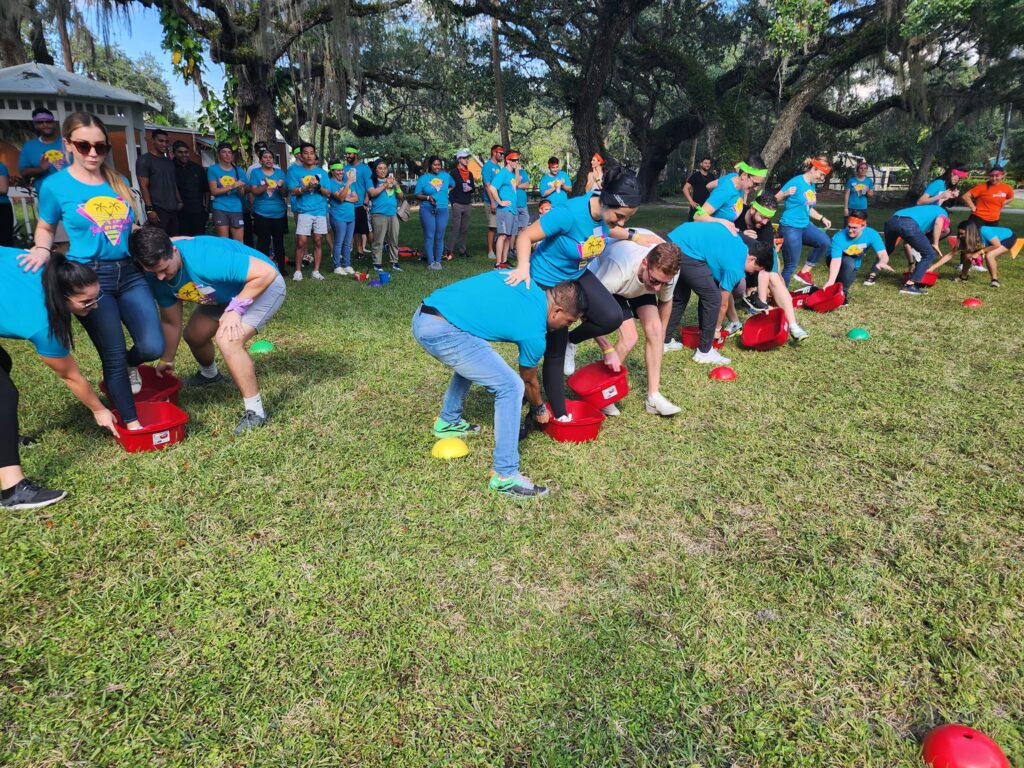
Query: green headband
[[344, 146, 359, 154], [736, 161, 767, 178], [751, 200, 776, 218], [329, 163, 345, 170]]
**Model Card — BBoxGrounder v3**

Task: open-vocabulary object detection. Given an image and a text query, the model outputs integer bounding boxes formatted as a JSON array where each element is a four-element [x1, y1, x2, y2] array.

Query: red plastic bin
[[112, 401, 189, 453], [741, 308, 790, 351], [100, 363, 182, 405], [681, 325, 728, 350], [902, 270, 939, 286], [542, 399, 606, 443], [804, 283, 845, 312], [567, 361, 629, 408]]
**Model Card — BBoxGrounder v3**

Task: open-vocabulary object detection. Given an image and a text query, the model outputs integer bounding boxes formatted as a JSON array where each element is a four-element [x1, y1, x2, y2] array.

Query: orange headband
[[810, 159, 832, 174], [847, 213, 867, 225], [592, 153, 604, 166]]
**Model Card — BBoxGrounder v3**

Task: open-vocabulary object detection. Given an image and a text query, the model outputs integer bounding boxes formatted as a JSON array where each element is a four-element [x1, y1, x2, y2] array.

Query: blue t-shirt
[[248, 167, 287, 218], [0, 247, 70, 357], [38, 170, 134, 262], [923, 178, 947, 200], [0, 162, 8, 205], [482, 160, 502, 189], [324, 176, 356, 222], [980, 226, 1014, 244], [369, 179, 399, 216], [894, 204, 946, 232], [667, 221, 748, 292], [207, 164, 245, 213], [846, 176, 874, 209], [540, 171, 572, 205], [491, 169, 517, 211], [779, 175, 818, 228], [830, 227, 885, 269], [415, 173, 454, 209], [146, 237, 277, 308], [530, 195, 610, 286], [701, 173, 743, 222], [285, 164, 329, 216], [342, 162, 373, 204], [515, 170, 530, 209], [423, 271, 548, 367], [19, 137, 70, 195]]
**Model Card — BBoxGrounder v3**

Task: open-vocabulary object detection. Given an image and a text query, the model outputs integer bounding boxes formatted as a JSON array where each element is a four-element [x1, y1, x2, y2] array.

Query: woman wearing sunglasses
[[20, 112, 163, 431], [1, 247, 118, 510]]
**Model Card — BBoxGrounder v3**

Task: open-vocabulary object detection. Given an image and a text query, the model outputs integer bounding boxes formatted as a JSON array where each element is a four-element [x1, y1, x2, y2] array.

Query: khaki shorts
[[193, 274, 286, 333], [486, 205, 496, 228]]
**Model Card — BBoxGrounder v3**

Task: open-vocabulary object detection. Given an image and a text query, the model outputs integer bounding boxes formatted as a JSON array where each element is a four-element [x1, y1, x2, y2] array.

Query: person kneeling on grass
[[413, 271, 586, 499], [881, 204, 949, 296], [129, 227, 286, 436], [825, 213, 892, 302], [564, 235, 682, 417], [954, 221, 1017, 288], [663, 221, 774, 365]]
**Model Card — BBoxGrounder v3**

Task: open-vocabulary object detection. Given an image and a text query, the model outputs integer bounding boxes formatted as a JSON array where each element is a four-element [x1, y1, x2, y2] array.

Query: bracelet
[[226, 296, 254, 315], [32, 244, 52, 253], [602, 347, 616, 355], [159, 359, 174, 366]]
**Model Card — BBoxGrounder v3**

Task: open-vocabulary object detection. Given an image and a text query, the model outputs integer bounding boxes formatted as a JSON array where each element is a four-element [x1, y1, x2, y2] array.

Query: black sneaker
[[743, 294, 770, 314], [17, 434, 39, 447], [863, 273, 877, 286], [899, 283, 928, 296], [233, 410, 268, 436], [390, 263, 403, 272], [183, 371, 225, 388], [0, 479, 67, 510]]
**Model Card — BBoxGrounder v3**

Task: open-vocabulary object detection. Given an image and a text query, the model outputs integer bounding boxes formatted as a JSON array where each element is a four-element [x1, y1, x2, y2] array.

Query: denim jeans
[[412, 308, 524, 477], [77, 259, 164, 423], [330, 217, 355, 268], [420, 205, 450, 265], [883, 216, 936, 283], [830, 255, 858, 299], [780, 224, 831, 284]]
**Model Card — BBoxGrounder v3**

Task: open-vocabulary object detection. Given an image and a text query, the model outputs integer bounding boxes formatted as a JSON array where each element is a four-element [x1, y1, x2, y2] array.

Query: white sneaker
[[488, 252, 496, 260], [645, 391, 681, 416], [599, 403, 621, 417], [312, 271, 325, 280], [724, 321, 743, 334], [293, 270, 303, 281], [563, 343, 577, 376], [555, 414, 573, 423], [345, 266, 356, 275], [790, 323, 809, 342], [692, 348, 731, 365], [127, 366, 142, 395], [333, 267, 345, 275], [663, 340, 684, 353]]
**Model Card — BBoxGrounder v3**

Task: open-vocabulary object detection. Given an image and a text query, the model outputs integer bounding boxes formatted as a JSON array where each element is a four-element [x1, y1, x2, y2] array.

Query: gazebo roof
[[0, 63, 158, 110]]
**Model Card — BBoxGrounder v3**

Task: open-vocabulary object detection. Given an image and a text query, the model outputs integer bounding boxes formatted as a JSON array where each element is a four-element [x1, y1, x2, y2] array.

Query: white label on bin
[[601, 385, 619, 400], [152, 430, 171, 446]]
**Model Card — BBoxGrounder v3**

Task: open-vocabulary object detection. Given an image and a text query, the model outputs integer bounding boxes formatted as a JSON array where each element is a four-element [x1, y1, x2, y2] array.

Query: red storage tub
[[542, 399, 606, 443], [681, 326, 728, 350], [789, 287, 815, 308], [804, 283, 845, 312], [112, 401, 189, 453], [100, 364, 182, 405], [741, 308, 790, 351], [567, 361, 629, 408], [902, 270, 939, 286]]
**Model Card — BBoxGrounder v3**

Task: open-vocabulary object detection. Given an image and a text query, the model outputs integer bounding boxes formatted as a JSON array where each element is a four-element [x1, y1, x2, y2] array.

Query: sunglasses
[[70, 139, 111, 156], [68, 289, 103, 310]]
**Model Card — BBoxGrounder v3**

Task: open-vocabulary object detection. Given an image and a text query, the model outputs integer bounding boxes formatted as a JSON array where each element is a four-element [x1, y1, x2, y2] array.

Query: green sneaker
[[488, 472, 549, 498], [432, 417, 481, 439]]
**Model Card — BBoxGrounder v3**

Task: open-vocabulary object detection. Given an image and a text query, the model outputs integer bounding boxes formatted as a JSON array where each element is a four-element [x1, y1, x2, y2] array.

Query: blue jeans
[[412, 308, 524, 477], [829, 255, 858, 299], [883, 216, 936, 283], [780, 223, 831, 284], [330, 217, 355, 268], [420, 206, 449, 265], [78, 259, 164, 423]]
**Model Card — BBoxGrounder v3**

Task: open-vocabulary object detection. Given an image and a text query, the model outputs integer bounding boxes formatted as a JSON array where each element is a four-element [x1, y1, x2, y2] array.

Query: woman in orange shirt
[[963, 166, 1015, 226]]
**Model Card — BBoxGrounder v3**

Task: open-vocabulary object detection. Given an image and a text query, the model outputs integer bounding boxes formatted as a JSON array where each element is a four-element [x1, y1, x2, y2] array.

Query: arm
[[487, 183, 507, 207], [810, 208, 831, 229], [506, 219, 548, 288], [683, 180, 696, 208], [962, 191, 976, 214], [824, 254, 842, 287], [216, 258, 279, 342], [843, 187, 850, 216], [155, 302, 183, 375], [0, 175, 9, 197], [20, 218, 58, 272], [608, 226, 662, 246], [658, 298, 672, 332], [693, 212, 738, 233], [38, 355, 118, 435], [367, 183, 385, 199]]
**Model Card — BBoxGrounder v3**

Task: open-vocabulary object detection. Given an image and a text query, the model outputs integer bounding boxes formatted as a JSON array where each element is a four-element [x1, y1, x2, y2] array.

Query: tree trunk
[[688, 137, 698, 176], [55, 1, 73, 71], [760, 86, 821, 173], [0, 8, 28, 67], [569, 98, 608, 193], [236, 62, 277, 146], [491, 17, 510, 150]]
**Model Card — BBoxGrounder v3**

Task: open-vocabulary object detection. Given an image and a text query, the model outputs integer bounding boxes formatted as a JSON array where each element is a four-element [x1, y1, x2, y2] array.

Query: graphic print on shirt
[[220, 175, 237, 188], [174, 281, 218, 305], [577, 226, 606, 269], [302, 174, 320, 187], [803, 189, 817, 206], [843, 243, 865, 257], [43, 149, 66, 170], [430, 177, 444, 191], [76, 196, 131, 245]]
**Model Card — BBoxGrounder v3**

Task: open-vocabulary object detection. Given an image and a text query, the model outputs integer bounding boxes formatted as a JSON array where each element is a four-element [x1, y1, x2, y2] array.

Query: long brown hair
[[62, 111, 133, 203], [958, 221, 984, 255]]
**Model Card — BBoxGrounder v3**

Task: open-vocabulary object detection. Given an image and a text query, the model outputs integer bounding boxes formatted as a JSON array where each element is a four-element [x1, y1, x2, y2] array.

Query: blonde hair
[[802, 155, 830, 169], [959, 221, 984, 255], [62, 112, 133, 203]]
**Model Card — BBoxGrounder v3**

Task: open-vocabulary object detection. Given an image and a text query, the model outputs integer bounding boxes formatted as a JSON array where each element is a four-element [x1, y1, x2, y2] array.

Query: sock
[[243, 393, 265, 418], [200, 362, 219, 378], [1, 484, 18, 498]]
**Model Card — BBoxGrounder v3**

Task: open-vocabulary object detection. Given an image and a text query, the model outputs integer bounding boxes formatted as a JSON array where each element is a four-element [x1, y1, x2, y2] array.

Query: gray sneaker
[[183, 371, 225, 388], [233, 410, 267, 436], [0, 479, 67, 510]]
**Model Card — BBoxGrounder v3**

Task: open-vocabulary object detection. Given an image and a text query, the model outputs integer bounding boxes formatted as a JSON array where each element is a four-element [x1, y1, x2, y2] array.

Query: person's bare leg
[[758, 271, 772, 302], [767, 272, 798, 325], [726, 293, 740, 324], [230, 226, 244, 243], [614, 318, 639, 361], [311, 233, 323, 273], [183, 312, 221, 367], [215, 225, 229, 238], [294, 234, 308, 272], [1, 465, 25, 490], [217, 326, 260, 398], [634, 309, 663, 396]]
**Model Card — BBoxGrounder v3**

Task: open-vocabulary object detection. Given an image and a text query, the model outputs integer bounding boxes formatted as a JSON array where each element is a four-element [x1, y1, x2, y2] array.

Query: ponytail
[[42, 252, 99, 351]]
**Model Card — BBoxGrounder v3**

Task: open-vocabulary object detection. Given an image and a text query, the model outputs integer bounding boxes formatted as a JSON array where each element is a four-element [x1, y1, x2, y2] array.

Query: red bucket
[[741, 308, 790, 351], [681, 326, 728, 349], [567, 361, 629, 408], [542, 399, 606, 443], [805, 283, 845, 312], [902, 270, 939, 286], [100, 364, 182, 405], [112, 401, 189, 453], [789, 287, 814, 308]]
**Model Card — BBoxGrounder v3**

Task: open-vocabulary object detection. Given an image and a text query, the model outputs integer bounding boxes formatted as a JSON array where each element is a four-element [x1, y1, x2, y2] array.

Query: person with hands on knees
[[824, 213, 891, 302], [693, 153, 767, 230], [129, 228, 287, 436], [954, 221, 1017, 288], [881, 204, 949, 295], [413, 272, 586, 498], [779, 156, 833, 286], [505, 164, 657, 422]]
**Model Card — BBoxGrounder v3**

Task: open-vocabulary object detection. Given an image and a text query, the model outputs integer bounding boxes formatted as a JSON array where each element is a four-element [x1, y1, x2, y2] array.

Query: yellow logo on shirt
[[804, 189, 817, 205], [76, 195, 131, 246], [174, 281, 217, 305], [302, 175, 318, 186], [577, 235, 606, 268], [844, 244, 865, 256], [430, 177, 444, 191], [265, 179, 278, 189], [43, 149, 66, 169], [854, 184, 866, 193], [220, 175, 236, 188]]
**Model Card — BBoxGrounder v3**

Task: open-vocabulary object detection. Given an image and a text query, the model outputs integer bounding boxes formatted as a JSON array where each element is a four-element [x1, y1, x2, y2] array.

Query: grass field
[[2, 202, 1023, 767]]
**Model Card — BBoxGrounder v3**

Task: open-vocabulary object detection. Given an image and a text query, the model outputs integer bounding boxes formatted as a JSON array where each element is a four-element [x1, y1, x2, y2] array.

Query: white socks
[[243, 393, 265, 418], [200, 362, 219, 378]]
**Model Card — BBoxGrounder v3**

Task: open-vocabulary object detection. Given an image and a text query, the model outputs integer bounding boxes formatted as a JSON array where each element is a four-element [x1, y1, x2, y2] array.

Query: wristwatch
[[627, 227, 637, 241]]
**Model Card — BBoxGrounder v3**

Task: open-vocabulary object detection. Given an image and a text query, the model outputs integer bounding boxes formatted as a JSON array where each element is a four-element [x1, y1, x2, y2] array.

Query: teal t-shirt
[[0, 247, 69, 357], [515, 170, 530, 209], [18, 137, 71, 195], [38, 170, 134, 262], [415, 173, 454, 209], [779, 175, 818, 228], [286, 164, 329, 216], [343, 162, 373, 204], [145, 237, 277, 308], [530, 195, 610, 287], [540, 171, 572, 205], [325, 176, 356, 222], [894, 204, 946, 232], [491, 169, 517, 211], [422, 271, 548, 367], [667, 221, 748, 291], [248, 167, 287, 218], [830, 227, 885, 269], [980, 226, 1014, 244], [924, 178, 947, 200], [482, 160, 502, 189], [369, 180, 399, 216], [701, 172, 743, 222], [846, 176, 873, 209], [207, 164, 245, 213]]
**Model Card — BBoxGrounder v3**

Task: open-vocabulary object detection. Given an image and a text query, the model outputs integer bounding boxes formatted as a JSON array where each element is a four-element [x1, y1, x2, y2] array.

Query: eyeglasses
[[70, 139, 111, 156], [67, 290, 103, 310], [642, 265, 669, 287]]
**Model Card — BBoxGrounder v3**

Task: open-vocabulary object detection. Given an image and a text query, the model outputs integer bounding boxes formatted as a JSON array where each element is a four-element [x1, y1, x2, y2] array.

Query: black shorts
[[1000, 236, 1017, 250], [354, 206, 370, 235], [614, 292, 657, 321]]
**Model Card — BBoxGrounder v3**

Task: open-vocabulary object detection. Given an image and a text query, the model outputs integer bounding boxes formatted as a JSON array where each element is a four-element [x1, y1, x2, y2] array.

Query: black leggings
[[0, 203, 13, 247], [0, 345, 20, 471], [254, 214, 288, 273], [542, 270, 623, 418], [664, 255, 723, 352]]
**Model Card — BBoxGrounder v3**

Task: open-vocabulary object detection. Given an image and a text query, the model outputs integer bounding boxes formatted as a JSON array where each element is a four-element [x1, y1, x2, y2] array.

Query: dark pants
[[831, 255, 858, 299], [542, 270, 622, 418], [179, 208, 208, 236], [0, 346, 19, 472], [154, 208, 180, 237], [0, 203, 13, 247], [883, 216, 936, 283], [77, 259, 164, 423], [665, 254, 723, 353], [966, 213, 997, 228], [254, 214, 288, 273], [243, 209, 255, 248]]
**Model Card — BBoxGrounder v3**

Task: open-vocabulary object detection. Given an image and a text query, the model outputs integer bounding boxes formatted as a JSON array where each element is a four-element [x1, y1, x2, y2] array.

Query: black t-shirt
[[686, 169, 717, 206], [175, 160, 208, 212], [738, 205, 775, 247], [137, 153, 179, 210]]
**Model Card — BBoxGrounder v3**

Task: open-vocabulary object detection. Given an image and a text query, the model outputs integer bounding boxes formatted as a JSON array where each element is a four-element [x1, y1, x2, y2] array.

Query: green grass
[[2, 202, 1023, 767]]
